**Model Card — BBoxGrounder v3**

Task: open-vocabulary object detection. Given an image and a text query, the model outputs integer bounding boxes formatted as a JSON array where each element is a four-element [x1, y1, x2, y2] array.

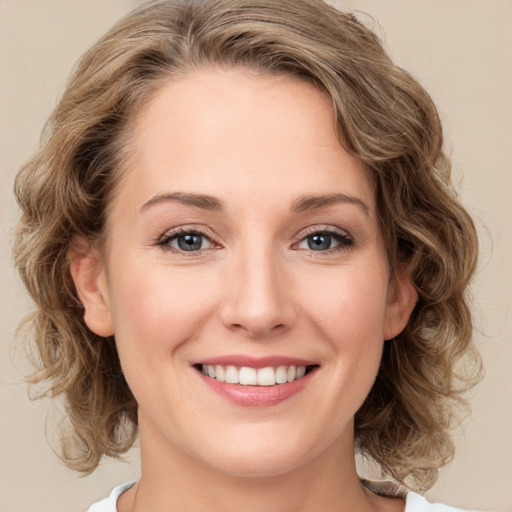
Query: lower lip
[[197, 369, 317, 407]]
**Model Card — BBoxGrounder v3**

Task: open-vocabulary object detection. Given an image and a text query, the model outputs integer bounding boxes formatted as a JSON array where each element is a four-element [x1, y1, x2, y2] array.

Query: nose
[[219, 245, 298, 339]]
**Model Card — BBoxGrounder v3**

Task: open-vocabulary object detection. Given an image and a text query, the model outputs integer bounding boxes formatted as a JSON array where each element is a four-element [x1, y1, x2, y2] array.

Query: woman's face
[[74, 68, 415, 478]]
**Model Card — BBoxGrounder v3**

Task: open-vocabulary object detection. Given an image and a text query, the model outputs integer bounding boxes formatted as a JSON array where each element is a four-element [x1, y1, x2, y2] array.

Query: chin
[[206, 450, 307, 479], [192, 425, 323, 478]]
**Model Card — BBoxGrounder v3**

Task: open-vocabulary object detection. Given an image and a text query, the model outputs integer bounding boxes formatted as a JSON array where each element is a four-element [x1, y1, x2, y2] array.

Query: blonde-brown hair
[[13, 0, 481, 492]]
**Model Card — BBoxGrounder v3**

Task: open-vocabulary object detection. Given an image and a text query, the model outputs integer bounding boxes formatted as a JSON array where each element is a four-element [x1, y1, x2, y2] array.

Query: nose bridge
[[221, 235, 296, 338]]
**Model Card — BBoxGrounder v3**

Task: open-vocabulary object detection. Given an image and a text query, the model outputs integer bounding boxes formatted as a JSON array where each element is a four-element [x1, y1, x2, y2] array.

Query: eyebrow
[[140, 192, 224, 212], [140, 191, 369, 216], [291, 193, 370, 216]]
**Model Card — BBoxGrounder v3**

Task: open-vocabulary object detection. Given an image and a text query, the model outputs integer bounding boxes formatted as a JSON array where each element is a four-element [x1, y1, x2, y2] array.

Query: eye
[[158, 229, 215, 252], [297, 229, 353, 252]]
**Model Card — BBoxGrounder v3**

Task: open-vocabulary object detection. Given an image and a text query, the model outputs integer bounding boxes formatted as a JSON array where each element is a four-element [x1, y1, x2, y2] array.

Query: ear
[[69, 236, 114, 337], [383, 268, 418, 341]]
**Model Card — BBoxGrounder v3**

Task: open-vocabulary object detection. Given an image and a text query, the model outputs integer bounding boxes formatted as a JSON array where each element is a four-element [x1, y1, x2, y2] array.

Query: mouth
[[191, 355, 320, 406], [193, 363, 319, 386]]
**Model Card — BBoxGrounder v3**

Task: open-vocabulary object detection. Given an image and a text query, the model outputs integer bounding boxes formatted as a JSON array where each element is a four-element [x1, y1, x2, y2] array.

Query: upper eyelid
[[296, 225, 352, 239], [157, 225, 221, 248], [159, 225, 215, 239]]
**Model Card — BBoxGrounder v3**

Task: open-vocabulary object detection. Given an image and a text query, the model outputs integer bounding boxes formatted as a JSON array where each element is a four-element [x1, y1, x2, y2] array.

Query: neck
[[119, 417, 389, 512]]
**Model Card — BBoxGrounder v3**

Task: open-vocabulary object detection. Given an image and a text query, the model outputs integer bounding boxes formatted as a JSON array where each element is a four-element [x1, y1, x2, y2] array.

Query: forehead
[[114, 67, 375, 216]]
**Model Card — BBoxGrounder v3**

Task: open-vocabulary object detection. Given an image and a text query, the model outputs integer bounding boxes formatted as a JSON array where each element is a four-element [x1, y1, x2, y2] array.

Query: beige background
[[0, 1, 510, 511]]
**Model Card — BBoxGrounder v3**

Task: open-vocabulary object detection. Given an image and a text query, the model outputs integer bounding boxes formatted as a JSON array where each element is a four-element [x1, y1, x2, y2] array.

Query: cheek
[[301, 264, 390, 391], [107, 260, 220, 358], [105, 263, 221, 414], [305, 265, 390, 339]]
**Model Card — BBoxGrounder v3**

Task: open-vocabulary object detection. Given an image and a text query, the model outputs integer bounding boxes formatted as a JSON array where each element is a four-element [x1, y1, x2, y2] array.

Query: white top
[[87, 481, 487, 512]]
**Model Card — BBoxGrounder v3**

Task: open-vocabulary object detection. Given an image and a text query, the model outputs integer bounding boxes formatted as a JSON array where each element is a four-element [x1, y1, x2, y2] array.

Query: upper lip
[[191, 354, 318, 369]]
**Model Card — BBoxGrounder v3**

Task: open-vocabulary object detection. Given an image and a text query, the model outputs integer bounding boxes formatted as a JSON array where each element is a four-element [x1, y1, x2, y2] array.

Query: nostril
[[226, 321, 286, 338]]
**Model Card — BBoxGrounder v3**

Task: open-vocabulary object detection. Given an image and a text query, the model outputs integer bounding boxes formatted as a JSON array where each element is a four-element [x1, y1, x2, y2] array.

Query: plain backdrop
[[0, 1, 510, 511]]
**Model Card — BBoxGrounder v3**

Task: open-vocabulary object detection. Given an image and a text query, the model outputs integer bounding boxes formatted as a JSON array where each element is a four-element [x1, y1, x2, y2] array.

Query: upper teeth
[[200, 364, 307, 386]]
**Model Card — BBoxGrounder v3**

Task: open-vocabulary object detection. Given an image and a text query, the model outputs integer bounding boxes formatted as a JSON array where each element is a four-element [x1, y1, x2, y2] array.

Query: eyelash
[[156, 226, 354, 254], [293, 226, 354, 254], [156, 227, 219, 254]]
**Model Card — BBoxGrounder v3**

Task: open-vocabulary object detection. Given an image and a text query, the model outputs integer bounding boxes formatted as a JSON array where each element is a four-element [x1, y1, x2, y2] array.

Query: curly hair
[[13, 0, 482, 492]]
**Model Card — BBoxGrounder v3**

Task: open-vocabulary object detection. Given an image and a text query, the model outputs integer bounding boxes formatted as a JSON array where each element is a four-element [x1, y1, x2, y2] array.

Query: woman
[[13, 0, 484, 510]]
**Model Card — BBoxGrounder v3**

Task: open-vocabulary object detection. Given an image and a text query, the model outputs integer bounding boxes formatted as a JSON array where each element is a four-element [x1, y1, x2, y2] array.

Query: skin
[[71, 68, 416, 512]]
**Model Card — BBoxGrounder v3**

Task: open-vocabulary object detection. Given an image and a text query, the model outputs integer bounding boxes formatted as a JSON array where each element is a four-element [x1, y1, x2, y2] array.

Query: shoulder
[[90, 480, 489, 512], [87, 482, 135, 512], [405, 491, 486, 512], [362, 479, 487, 512]]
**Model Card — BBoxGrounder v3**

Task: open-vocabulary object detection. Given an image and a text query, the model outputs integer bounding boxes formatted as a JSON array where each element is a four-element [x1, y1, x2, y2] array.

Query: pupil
[[178, 234, 202, 251], [308, 234, 331, 250]]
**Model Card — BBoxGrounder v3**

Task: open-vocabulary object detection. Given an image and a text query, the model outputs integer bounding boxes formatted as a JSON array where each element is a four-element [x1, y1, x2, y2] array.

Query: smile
[[197, 364, 315, 386], [192, 355, 319, 406]]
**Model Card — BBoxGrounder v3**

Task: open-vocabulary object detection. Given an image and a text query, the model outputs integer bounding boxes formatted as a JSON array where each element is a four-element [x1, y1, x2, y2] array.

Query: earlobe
[[69, 236, 114, 337], [383, 269, 418, 341]]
